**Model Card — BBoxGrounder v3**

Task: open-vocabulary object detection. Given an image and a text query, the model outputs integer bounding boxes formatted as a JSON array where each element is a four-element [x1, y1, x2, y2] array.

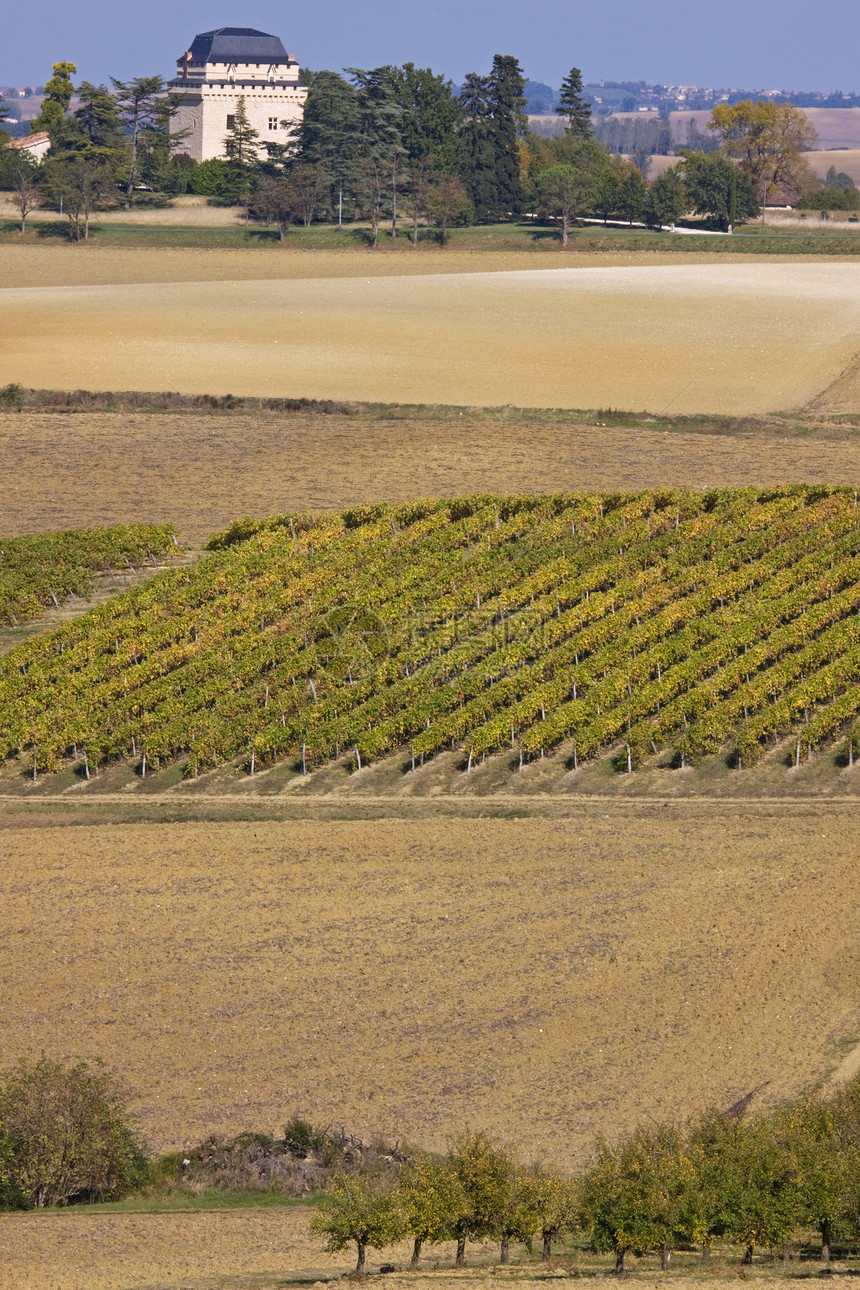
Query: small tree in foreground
[[529, 1168, 579, 1260], [581, 1127, 691, 1271], [398, 1152, 462, 1267], [310, 1169, 404, 1273], [447, 1131, 513, 1266], [0, 1055, 147, 1208]]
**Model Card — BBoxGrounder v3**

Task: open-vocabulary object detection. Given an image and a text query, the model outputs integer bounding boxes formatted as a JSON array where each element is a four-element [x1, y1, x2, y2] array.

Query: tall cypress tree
[[486, 55, 526, 217], [557, 68, 593, 139], [456, 73, 496, 222]]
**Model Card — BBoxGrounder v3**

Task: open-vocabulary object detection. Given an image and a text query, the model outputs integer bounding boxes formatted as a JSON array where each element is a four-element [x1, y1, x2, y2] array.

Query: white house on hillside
[[168, 27, 307, 163], [4, 132, 51, 164]]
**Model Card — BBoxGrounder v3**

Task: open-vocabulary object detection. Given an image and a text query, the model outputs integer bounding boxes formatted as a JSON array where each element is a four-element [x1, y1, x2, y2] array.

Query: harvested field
[[1, 813, 859, 1170], [0, 246, 787, 290], [5, 409, 860, 546], [0, 1204, 341, 1290], [3, 262, 860, 414], [0, 1204, 834, 1290]]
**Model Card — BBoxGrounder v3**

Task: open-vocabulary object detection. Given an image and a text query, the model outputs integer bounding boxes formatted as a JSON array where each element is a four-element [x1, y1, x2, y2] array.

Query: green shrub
[[0, 1055, 148, 1208]]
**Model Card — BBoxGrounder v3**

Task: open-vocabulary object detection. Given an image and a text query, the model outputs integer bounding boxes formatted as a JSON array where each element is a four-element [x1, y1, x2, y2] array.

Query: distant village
[[3, 76, 860, 137]]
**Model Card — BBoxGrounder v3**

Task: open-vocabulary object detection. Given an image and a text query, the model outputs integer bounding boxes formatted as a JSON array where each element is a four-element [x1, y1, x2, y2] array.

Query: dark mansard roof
[[182, 28, 290, 64]]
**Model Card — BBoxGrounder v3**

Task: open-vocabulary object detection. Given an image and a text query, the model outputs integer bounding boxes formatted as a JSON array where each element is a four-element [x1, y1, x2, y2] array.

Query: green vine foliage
[[3, 488, 860, 779]]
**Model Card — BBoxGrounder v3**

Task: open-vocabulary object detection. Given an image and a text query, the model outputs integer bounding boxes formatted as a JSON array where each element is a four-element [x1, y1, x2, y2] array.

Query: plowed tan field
[[2, 259, 860, 414], [0, 1201, 830, 1290], [2, 813, 859, 1163], [5, 408, 860, 546]]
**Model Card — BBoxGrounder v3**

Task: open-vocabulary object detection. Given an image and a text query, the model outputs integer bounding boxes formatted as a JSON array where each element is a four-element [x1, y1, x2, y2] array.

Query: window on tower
[[226, 114, 235, 129], [268, 117, 278, 130]]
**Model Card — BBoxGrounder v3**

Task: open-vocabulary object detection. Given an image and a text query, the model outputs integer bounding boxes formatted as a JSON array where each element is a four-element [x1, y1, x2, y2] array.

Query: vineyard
[[3, 488, 860, 781], [0, 524, 181, 627]]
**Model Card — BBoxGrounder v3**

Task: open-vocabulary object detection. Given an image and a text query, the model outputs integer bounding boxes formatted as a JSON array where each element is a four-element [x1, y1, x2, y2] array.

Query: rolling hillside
[[4, 488, 860, 788]]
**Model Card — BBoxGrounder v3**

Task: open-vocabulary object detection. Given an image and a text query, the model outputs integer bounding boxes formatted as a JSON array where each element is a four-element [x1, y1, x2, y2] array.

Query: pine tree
[[557, 67, 592, 139], [223, 96, 260, 166], [456, 73, 496, 221], [487, 54, 526, 216]]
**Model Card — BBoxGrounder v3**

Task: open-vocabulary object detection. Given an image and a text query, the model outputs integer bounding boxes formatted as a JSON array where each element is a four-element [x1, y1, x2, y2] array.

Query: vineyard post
[[411, 743, 415, 772], [796, 741, 801, 769], [83, 750, 90, 781], [626, 743, 632, 773], [850, 739, 855, 770], [141, 749, 146, 779], [250, 748, 255, 775], [572, 740, 578, 770], [518, 744, 523, 773], [466, 746, 473, 774], [32, 751, 37, 782], [302, 744, 307, 776], [355, 745, 362, 771]]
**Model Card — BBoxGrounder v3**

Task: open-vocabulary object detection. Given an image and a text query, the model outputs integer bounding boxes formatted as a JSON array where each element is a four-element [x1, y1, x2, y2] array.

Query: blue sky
[[3, 0, 859, 91]]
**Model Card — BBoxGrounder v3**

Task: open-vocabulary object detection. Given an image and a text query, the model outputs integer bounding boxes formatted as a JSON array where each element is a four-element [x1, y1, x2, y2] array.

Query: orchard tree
[[580, 1127, 691, 1271], [310, 1169, 404, 1274], [709, 99, 817, 205], [556, 67, 592, 139], [0, 1055, 147, 1208], [497, 1164, 541, 1263], [397, 1152, 462, 1267], [447, 1131, 513, 1267], [775, 1096, 853, 1263], [681, 150, 758, 229], [686, 1111, 801, 1263], [528, 1168, 579, 1260]]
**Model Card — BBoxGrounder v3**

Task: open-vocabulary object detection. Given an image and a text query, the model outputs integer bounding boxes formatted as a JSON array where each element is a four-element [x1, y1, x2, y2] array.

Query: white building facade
[[169, 27, 307, 163]]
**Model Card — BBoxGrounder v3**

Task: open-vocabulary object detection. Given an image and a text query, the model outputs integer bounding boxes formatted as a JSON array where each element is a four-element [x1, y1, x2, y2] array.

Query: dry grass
[[4, 408, 860, 546], [1, 813, 859, 1166]]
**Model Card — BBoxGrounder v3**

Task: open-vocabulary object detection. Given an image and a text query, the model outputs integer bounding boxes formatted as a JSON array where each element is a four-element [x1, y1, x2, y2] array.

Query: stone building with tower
[[168, 27, 307, 163]]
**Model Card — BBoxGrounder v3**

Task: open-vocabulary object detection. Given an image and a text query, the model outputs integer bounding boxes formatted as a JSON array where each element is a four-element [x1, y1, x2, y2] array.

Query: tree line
[[313, 1078, 860, 1272], [7, 1052, 860, 1278], [1, 56, 855, 242]]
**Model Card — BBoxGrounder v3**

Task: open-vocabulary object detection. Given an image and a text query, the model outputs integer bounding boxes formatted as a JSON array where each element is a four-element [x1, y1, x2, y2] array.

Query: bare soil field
[[4, 407, 860, 546], [2, 259, 859, 413], [0, 245, 776, 290], [0, 1201, 837, 1290], [2, 813, 859, 1163]]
